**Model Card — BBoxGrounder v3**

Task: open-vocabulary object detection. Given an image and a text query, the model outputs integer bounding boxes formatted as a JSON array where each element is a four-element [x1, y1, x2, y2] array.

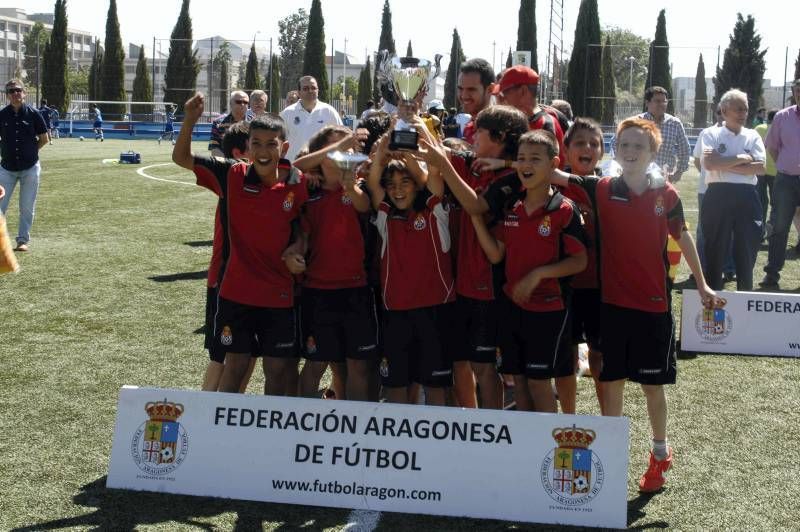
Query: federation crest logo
[[306, 335, 317, 354], [379, 357, 389, 378], [655, 196, 665, 216], [540, 425, 604, 506], [283, 191, 295, 211], [413, 214, 427, 231], [131, 399, 189, 477], [538, 215, 551, 237], [220, 326, 233, 346], [695, 307, 733, 342]]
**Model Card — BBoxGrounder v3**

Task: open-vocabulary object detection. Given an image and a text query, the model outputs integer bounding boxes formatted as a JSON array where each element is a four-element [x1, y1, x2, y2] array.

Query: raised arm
[[418, 137, 488, 214], [366, 134, 389, 210], [470, 213, 505, 264], [172, 93, 205, 170]]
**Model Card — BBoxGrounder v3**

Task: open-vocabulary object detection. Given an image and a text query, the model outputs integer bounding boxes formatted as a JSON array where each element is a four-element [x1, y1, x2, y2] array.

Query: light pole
[[628, 56, 635, 94]]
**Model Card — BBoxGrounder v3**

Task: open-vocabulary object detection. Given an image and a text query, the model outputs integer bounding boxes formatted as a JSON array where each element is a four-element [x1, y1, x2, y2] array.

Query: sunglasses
[[6, 88, 23, 94], [234, 99, 249, 105]]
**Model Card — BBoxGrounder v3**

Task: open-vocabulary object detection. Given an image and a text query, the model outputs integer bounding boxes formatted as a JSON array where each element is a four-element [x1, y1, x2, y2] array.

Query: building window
[[9, 23, 18, 33]]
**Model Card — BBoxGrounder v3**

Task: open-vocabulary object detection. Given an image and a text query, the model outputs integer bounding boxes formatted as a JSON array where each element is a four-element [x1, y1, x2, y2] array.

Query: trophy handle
[[431, 54, 443, 80]]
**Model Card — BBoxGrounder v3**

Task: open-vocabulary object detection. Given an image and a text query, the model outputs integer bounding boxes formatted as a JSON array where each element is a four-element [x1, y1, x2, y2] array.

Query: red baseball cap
[[491, 65, 540, 95]]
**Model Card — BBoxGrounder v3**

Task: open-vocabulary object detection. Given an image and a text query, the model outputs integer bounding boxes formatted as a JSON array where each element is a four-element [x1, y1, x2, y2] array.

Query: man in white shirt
[[280, 76, 342, 160], [700, 89, 766, 291]]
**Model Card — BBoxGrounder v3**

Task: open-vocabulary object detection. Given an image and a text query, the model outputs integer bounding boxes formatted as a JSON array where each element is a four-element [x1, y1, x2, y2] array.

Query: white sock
[[652, 439, 669, 460]]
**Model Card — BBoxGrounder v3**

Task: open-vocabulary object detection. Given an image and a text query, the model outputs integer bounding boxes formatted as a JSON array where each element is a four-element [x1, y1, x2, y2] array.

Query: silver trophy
[[327, 151, 369, 180], [380, 54, 442, 150]]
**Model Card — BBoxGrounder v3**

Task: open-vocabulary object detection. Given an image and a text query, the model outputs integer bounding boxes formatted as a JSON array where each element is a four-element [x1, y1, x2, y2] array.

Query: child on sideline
[[89, 104, 103, 141], [551, 117, 725, 492], [468, 130, 587, 412], [366, 130, 456, 406], [290, 125, 377, 402], [173, 92, 308, 395]]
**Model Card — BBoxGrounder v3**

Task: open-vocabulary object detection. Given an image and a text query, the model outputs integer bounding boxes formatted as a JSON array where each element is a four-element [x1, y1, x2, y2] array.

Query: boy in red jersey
[[468, 130, 587, 412], [366, 133, 456, 406], [173, 93, 308, 396], [290, 125, 377, 401], [551, 118, 724, 492]]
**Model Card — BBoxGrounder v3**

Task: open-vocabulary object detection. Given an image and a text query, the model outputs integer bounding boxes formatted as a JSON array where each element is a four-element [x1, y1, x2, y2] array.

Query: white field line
[[136, 163, 195, 186], [343, 509, 381, 531]]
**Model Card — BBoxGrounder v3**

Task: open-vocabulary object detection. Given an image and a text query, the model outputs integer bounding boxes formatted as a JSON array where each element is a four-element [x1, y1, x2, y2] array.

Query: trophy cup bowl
[[387, 56, 439, 151], [327, 150, 369, 171]]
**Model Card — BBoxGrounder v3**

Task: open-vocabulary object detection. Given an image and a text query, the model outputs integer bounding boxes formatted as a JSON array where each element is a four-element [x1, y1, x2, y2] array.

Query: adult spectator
[[249, 90, 268, 118], [0, 79, 48, 252], [209, 90, 251, 157], [755, 109, 778, 234], [629, 86, 691, 182], [442, 107, 460, 138], [285, 90, 300, 107], [762, 80, 800, 289], [753, 107, 767, 126], [700, 89, 766, 291], [38, 99, 53, 145], [280, 76, 342, 161], [551, 98, 574, 127], [457, 58, 494, 145]]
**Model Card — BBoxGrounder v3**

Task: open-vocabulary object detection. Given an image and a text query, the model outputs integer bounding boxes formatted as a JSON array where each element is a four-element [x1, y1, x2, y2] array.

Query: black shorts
[[497, 297, 573, 379], [380, 303, 457, 388], [598, 303, 676, 385], [216, 297, 297, 358], [299, 286, 378, 362], [571, 288, 601, 348], [451, 296, 499, 364]]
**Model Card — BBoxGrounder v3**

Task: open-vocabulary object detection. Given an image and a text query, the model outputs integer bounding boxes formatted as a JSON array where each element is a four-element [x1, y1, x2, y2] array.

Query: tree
[[516, 0, 538, 72], [302, 0, 328, 101], [374, 0, 397, 101], [444, 28, 466, 111], [22, 22, 50, 89], [164, 0, 200, 113], [357, 56, 373, 114], [600, 37, 616, 125], [406, 40, 413, 58], [269, 54, 281, 113], [210, 40, 231, 114], [244, 43, 259, 93], [693, 54, 708, 128], [67, 64, 89, 95], [506, 47, 513, 68], [714, 13, 766, 124], [100, 0, 126, 117], [330, 76, 358, 103], [278, 9, 309, 96], [41, 0, 68, 112], [567, 0, 602, 119], [131, 45, 153, 117], [88, 41, 103, 101], [645, 9, 673, 114], [601, 26, 649, 96], [794, 48, 800, 82]]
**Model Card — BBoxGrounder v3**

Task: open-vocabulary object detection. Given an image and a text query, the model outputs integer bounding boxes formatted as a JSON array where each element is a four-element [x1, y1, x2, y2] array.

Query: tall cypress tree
[[645, 9, 673, 113], [506, 47, 513, 68], [516, 0, 538, 72], [269, 54, 282, 112], [245, 43, 259, 94], [444, 28, 466, 111], [406, 40, 413, 58], [100, 0, 126, 117], [693, 54, 708, 128], [41, 0, 68, 112], [88, 41, 103, 101], [165, 0, 200, 112], [714, 13, 766, 124], [794, 48, 800, 82], [600, 37, 616, 125], [302, 0, 329, 102], [357, 56, 373, 114], [567, 0, 602, 119], [373, 0, 397, 101], [131, 45, 153, 117]]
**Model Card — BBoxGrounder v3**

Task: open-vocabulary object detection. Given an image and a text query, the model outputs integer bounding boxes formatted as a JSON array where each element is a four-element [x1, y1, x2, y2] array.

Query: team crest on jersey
[[293, 116, 301, 125], [379, 357, 389, 378], [718, 143, 727, 154], [538, 215, 552, 237], [283, 191, 295, 211], [306, 336, 317, 354], [341, 193, 353, 206], [655, 196, 665, 216], [220, 326, 233, 346], [413, 213, 427, 231]]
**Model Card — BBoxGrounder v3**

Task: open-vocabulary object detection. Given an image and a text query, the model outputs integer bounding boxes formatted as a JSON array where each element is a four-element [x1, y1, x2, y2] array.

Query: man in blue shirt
[[0, 80, 48, 252], [38, 99, 53, 145]]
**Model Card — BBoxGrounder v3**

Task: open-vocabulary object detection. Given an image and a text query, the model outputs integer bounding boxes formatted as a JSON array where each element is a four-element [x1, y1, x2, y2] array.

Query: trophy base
[[389, 129, 419, 151]]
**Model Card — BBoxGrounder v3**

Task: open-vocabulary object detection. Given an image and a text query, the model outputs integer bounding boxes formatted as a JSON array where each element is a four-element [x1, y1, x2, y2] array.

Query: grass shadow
[[149, 270, 208, 282], [626, 492, 669, 529], [184, 240, 213, 247], [13, 476, 348, 531]]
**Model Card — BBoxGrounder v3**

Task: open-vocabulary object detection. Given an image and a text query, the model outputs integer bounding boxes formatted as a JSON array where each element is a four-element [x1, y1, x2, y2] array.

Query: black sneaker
[[759, 273, 780, 289], [723, 272, 736, 283]]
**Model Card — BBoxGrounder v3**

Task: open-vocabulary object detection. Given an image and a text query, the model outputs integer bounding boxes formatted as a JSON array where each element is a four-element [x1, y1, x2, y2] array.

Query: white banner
[[681, 289, 800, 357], [107, 386, 629, 528]]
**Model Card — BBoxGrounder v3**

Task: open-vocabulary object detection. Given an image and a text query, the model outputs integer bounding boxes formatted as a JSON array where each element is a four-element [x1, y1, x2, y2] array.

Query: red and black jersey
[[568, 174, 686, 313], [301, 184, 367, 289], [193, 156, 308, 308], [449, 152, 517, 300], [494, 190, 587, 311], [373, 191, 455, 310], [207, 204, 225, 288], [560, 167, 600, 290], [528, 107, 567, 169]]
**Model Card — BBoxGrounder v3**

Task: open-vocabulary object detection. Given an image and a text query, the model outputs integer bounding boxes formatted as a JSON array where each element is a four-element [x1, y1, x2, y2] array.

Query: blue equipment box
[[119, 151, 141, 164]]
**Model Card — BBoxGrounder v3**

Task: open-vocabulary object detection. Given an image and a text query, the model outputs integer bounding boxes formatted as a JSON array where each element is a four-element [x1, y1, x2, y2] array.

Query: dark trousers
[[756, 174, 775, 229], [764, 173, 800, 278], [701, 183, 762, 291]]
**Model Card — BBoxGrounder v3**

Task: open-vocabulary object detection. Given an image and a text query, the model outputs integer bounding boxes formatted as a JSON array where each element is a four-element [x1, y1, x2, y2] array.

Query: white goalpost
[[66, 100, 177, 137]]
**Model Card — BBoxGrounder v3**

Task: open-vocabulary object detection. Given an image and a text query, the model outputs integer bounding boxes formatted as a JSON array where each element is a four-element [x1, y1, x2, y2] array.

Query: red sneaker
[[638, 448, 673, 493]]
